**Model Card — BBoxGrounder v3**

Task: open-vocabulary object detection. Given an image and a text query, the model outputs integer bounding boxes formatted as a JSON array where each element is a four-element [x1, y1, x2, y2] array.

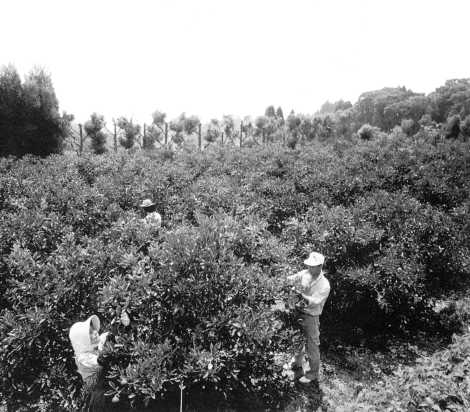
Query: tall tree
[[222, 115, 235, 143], [149, 109, 167, 146], [168, 113, 200, 146], [205, 119, 221, 144], [0, 65, 67, 157], [318, 99, 352, 114], [183, 115, 200, 136], [276, 107, 285, 125], [429, 79, 470, 123], [84, 113, 107, 154], [383, 95, 430, 130], [117, 117, 140, 149], [254, 115, 278, 143], [265, 105, 276, 118], [445, 115, 461, 139], [461, 115, 470, 141], [353, 87, 419, 131], [169, 114, 185, 146]]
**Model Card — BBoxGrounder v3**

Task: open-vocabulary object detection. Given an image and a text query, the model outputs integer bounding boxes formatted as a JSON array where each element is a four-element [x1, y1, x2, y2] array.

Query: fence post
[[221, 132, 224, 145], [143, 123, 146, 148], [78, 123, 83, 155], [198, 123, 202, 151], [165, 122, 168, 145], [113, 120, 117, 152], [240, 122, 243, 148]]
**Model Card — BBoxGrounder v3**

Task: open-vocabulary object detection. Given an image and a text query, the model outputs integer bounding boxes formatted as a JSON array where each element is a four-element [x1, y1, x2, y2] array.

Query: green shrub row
[[0, 135, 469, 409]]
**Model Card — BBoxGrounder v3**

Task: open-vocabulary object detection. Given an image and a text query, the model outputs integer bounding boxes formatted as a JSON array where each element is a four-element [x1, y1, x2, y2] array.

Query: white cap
[[303, 252, 325, 267]]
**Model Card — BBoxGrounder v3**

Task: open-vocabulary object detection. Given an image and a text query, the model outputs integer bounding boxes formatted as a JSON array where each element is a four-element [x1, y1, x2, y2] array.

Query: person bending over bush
[[138, 198, 162, 253], [69, 315, 124, 412]]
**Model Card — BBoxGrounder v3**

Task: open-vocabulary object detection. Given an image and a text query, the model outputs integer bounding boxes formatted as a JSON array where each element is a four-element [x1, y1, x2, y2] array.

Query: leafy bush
[[357, 123, 380, 140], [445, 115, 461, 139], [400, 118, 419, 136], [461, 115, 470, 140], [345, 332, 470, 411], [0, 133, 468, 410], [97, 214, 298, 409]]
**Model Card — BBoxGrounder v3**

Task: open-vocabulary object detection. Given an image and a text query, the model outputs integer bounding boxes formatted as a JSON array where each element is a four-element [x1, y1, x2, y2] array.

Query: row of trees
[[1, 64, 469, 157]]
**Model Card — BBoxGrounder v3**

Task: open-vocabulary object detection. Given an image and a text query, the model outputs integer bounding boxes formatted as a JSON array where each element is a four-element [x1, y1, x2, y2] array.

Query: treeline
[[1, 64, 469, 157]]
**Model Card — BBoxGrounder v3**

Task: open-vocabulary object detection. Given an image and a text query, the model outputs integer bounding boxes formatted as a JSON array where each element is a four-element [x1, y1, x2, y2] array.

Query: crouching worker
[[140, 198, 162, 230], [138, 198, 162, 254], [287, 252, 330, 386], [69, 315, 120, 412]]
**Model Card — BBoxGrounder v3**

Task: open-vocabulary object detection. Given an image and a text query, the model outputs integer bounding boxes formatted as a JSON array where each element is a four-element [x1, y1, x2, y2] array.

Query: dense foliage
[[330, 331, 470, 411], [0, 132, 469, 410], [0, 65, 69, 157]]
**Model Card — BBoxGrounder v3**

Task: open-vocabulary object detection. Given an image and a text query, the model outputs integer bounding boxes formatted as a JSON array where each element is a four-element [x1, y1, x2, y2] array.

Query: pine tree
[[84, 113, 107, 154], [0, 65, 67, 157]]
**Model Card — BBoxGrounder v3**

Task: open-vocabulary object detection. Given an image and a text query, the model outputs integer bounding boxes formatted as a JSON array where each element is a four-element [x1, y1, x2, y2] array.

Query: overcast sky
[[1, 0, 469, 123]]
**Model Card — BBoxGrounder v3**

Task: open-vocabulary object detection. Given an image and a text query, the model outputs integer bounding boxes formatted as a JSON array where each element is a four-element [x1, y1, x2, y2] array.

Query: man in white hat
[[287, 251, 330, 385]]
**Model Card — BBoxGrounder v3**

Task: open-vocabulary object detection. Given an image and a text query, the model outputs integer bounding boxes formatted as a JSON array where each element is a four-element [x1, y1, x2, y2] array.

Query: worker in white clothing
[[140, 198, 162, 229], [287, 251, 330, 385]]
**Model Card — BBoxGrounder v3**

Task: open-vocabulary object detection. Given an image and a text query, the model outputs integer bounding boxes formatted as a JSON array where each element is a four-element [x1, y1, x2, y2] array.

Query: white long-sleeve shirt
[[287, 270, 330, 316], [70, 317, 109, 381], [75, 352, 101, 380]]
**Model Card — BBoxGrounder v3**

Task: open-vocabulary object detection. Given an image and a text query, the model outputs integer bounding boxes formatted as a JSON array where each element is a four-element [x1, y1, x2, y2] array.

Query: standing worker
[[287, 251, 330, 386]]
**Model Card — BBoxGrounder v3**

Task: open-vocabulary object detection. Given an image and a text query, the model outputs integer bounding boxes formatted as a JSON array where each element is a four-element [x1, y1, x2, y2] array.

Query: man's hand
[[299, 293, 311, 305], [291, 286, 304, 299]]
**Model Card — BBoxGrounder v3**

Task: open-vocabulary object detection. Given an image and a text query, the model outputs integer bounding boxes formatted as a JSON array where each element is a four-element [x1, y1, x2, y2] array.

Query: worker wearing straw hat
[[287, 252, 330, 385], [140, 198, 162, 229]]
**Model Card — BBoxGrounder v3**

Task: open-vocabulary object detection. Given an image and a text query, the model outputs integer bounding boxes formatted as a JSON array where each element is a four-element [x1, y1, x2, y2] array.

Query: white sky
[[1, 0, 469, 124]]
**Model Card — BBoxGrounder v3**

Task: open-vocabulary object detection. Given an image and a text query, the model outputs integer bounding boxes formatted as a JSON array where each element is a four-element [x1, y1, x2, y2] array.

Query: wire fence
[[65, 118, 288, 156]]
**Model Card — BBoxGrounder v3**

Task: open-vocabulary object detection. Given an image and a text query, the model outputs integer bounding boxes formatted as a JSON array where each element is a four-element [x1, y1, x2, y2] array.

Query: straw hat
[[140, 198, 156, 208]]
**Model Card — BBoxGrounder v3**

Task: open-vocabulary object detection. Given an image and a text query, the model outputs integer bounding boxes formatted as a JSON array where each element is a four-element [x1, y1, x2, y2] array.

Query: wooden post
[[164, 122, 168, 145], [113, 120, 117, 152], [240, 122, 243, 148], [221, 132, 224, 145], [198, 123, 202, 151], [143, 123, 146, 148], [78, 123, 83, 155]]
